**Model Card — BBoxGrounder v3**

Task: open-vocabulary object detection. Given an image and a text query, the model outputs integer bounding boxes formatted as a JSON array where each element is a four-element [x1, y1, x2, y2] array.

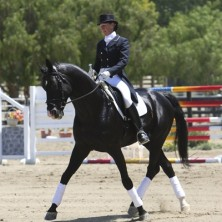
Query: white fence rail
[[1, 87, 75, 164], [29, 86, 75, 162]]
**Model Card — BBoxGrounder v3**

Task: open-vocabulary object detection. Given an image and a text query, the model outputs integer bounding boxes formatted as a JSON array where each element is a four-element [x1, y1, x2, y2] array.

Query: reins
[[66, 83, 101, 104], [46, 68, 101, 105]]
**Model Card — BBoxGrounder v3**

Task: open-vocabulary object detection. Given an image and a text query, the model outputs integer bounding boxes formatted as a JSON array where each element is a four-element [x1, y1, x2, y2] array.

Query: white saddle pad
[[135, 92, 147, 117]]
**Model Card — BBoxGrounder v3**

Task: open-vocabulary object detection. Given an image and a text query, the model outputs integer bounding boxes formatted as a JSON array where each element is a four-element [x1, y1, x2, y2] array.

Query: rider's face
[[99, 22, 115, 36]]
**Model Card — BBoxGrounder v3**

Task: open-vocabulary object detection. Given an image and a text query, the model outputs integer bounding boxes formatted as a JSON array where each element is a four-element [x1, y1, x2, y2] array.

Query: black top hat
[[97, 14, 118, 25]]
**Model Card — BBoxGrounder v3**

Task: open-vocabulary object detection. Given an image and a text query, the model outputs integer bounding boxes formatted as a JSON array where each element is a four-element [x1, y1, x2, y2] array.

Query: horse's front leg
[[45, 144, 90, 221], [108, 148, 149, 221]]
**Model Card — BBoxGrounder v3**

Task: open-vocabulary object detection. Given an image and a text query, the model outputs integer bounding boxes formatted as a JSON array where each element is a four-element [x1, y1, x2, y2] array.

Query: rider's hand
[[101, 71, 110, 80]]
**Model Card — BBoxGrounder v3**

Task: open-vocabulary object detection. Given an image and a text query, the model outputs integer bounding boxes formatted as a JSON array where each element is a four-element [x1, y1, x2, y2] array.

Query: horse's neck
[[71, 74, 97, 98], [62, 64, 96, 98], [69, 73, 104, 121], [72, 90, 105, 122], [59, 63, 105, 121]]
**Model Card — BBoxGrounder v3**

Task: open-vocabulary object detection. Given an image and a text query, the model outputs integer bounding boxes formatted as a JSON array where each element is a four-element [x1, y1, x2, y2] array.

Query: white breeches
[[99, 73, 133, 108]]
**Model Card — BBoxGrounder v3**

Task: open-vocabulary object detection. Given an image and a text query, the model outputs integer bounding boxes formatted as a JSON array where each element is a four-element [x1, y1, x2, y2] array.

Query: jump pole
[[149, 85, 222, 92], [82, 157, 222, 164]]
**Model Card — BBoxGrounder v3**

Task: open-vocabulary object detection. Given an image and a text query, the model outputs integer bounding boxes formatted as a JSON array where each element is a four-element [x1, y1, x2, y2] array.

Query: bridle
[[45, 73, 67, 109], [45, 70, 101, 108], [66, 84, 100, 104]]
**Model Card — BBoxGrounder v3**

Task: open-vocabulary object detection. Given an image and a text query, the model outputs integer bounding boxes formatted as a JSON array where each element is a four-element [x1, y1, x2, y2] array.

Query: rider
[[93, 13, 150, 145]]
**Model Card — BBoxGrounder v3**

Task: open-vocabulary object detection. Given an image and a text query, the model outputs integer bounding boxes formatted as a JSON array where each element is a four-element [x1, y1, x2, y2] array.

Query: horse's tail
[[164, 93, 189, 166]]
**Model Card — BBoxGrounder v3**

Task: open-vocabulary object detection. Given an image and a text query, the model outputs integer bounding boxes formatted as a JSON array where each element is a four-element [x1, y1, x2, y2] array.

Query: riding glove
[[101, 71, 111, 80]]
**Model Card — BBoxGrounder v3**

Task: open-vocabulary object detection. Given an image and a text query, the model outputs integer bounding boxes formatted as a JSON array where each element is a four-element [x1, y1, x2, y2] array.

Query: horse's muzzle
[[48, 108, 64, 119]]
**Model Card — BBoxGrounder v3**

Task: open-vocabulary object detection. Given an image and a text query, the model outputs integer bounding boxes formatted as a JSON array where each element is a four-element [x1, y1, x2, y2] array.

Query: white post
[[23, 106, 34, 164], [29, 86, 37, 164]]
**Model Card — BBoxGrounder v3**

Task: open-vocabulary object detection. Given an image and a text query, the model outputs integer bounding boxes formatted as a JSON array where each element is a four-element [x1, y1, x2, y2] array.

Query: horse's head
[[41, 59, 72, 119]]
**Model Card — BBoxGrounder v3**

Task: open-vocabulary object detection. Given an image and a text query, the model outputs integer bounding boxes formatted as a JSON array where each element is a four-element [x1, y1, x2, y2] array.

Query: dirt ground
[[0, 142, 222, 222]]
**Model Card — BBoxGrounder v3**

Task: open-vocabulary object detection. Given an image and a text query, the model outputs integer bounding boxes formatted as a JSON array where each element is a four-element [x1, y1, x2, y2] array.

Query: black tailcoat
[[93, 35, 138, 103]]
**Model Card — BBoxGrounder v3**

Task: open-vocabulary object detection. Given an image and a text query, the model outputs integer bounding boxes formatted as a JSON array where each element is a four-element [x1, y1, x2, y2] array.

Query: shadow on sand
[[56, 214, 139, 222]]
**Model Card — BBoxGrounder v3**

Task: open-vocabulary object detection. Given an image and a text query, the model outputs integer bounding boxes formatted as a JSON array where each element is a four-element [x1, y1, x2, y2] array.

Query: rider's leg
[[127, 103, 150, 144], [106, 75, 149, 145]]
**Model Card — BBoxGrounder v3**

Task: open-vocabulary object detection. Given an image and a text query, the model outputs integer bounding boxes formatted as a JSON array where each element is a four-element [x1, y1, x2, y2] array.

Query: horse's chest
[[74, 118, 124, 146]]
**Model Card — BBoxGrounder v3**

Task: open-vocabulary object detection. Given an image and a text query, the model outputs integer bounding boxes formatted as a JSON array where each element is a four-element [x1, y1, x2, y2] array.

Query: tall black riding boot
[[128, 104, 150, 145]]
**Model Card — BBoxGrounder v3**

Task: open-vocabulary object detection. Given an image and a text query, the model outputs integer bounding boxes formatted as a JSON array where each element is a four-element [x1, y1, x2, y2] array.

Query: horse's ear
[[45, 58, 54, 72], [40, 66, 47, 74]]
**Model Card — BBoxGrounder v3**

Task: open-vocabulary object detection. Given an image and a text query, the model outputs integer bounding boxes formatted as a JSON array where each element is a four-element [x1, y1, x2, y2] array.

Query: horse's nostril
[[51, 108, 58, 117], [58, 111, 64, 119]]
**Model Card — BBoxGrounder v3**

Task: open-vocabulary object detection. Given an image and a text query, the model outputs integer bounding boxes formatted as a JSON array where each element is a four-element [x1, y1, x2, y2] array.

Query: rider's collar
[[104, 31, 116, 45]]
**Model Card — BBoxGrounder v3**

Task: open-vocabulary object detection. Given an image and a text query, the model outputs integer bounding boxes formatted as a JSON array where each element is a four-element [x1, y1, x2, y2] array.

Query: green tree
[[0, 0, 159, 96], [119, 0, 159, 83], [0, 2, 38, 97], [2, 0, 221, 97], [151, 0, 210, 26], [0, 0, 81, 97], [145, 3, 222, 85]]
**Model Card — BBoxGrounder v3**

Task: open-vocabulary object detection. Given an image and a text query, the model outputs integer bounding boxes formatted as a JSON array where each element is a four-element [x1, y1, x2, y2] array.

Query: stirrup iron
[[137, 130, 150, 145]]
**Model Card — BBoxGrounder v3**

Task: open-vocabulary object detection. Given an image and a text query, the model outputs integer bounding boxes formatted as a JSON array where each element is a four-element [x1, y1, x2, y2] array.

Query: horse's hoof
[[127, 205, 139, 218], [180, 198, 190, 213], [181, 203, 190, 213], [44, 211, 58, 220], [139, 211, 150, 221]]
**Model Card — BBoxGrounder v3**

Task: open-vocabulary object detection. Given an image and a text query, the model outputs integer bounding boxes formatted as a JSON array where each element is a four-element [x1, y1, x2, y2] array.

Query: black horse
[[41, 59, 190, 221]]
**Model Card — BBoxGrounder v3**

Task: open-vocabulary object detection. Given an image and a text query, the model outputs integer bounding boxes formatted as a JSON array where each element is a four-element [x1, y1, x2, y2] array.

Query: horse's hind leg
[[45, 144, 90, 221], [131, 148, 190, 214], [128, 140, 164, 217], [108, 148, 149, 221], [159, 150, 190, 212]]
